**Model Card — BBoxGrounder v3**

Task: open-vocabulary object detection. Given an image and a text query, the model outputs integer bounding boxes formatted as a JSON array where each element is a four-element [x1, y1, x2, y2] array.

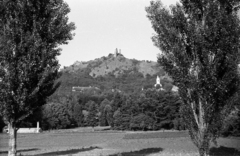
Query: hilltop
[[61, 50, 163, 78], [55, 50, 172, 95]]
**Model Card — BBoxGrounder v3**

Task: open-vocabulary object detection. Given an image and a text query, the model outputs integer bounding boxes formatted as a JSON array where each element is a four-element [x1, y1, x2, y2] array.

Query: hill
[[55, 50, 172, 96]]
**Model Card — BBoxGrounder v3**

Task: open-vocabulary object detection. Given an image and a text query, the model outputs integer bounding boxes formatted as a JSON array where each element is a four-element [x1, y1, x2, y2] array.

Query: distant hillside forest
[[55, 50, 173, 96], [0, 52, 239, 136]]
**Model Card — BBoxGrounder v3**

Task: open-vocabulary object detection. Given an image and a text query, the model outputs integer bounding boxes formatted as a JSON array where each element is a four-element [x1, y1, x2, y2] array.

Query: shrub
[[41, 103, 73, 130], [221, 108, 240, 137], [130, 114, 155, 130]]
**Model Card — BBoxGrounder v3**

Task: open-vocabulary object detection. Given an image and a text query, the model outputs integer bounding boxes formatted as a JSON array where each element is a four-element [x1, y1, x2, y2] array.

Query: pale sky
[[58, 0, 179, 67]]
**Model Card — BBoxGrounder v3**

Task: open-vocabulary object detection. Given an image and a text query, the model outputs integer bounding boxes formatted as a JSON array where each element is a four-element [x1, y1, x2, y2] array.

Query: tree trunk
[[189, 98, 210, 156], [8, 122, 17, 156], [197, 100, 210, 156], [198, 134, 210, 156], [199, 148, 209, 156]]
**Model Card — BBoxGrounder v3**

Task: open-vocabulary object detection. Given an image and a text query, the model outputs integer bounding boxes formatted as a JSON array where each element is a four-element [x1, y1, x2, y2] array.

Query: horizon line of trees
[[1, 88, 239, 137], [36, 89, 185, 131]]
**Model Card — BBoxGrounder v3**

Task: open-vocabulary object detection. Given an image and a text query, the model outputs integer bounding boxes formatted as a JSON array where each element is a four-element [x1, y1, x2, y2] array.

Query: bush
[[113, 110, 130, 130], [130, 114, 155, 130], [221, 108, 240, 137], [41, 103, 73, 130]]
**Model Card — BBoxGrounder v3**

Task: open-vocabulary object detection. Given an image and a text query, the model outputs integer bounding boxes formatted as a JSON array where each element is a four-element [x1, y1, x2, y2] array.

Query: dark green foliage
[[159, 93, 181, 129], [0, 1, 74, 154], [42, 93, 110, 129], [109, 89, 183, 131], [41, 102, 73, 130], [161, 82, 173, 92], [143, 89, 184, 130], [0, 116, 5, 132], [39, 94, 81, 130], [160, 77, 173, 92], [110, 93, 131, 130], [112, 109, 121, 129], [130, 114, 155, 130], [105, 104, 114, 127], [113, 109, 131, 130], [85, 101, 98, 128], [54, 58, 178, 97], [40, 88, 185, 131], [73, 103, 84, 127], [54, 61, 162, 96], [111, 93, 127, 112], [132, 59, 140, 66], [74, 93, 104, 110], [99, 99, 111, 126], [155, 84, 161, 90], [143, 84, 153, 90], [19, 107, 42, 128], [221, 108, 240, 137], [0, 0, 75, 125], [146, 0, 240, 155]]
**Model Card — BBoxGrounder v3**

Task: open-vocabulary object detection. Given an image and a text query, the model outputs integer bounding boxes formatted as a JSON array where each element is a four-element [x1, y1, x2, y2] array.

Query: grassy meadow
[[0, 128, 239, 156]]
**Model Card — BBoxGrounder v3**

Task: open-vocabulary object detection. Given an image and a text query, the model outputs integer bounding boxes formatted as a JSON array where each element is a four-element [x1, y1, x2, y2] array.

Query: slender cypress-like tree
[[0, 0, 75, 155], [86, 101, 99, 128], [146, 1, 240, 155]]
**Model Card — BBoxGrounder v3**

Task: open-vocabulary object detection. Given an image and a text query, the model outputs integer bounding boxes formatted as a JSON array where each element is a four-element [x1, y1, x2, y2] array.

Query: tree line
[[3, 88, 237, 137], [12, 89, 183, 131]]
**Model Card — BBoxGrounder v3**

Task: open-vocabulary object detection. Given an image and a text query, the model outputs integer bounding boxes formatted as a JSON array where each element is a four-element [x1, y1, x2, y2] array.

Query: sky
[[58, 0, 179, 67]]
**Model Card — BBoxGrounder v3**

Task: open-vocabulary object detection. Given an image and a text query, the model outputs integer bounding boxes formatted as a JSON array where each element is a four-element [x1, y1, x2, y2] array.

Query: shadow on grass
[[33, 146, 101, 156], [109, 147, 163, 156], [0, 148, 39, 154], [210, 146, 240, 156]]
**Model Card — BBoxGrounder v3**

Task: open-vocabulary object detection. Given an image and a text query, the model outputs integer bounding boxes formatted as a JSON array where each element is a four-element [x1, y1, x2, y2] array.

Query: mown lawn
[[0, 129, 239, 156]]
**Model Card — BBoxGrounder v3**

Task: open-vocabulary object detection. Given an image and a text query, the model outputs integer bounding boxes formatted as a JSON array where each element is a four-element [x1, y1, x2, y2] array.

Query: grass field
[[0, 128, 240, 156]]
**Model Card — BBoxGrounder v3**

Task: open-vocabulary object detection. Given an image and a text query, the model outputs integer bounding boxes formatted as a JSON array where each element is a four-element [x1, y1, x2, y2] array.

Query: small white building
[[154, 75, 178, 92], [154, 76, 163, 90], [4, 122, 41, 133], [172, 85, 179, 92]]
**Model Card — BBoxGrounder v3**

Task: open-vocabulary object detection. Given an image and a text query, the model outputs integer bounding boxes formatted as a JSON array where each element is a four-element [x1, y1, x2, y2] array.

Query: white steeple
[[156, 76, 160, 85], [154, 75, 162, 90]]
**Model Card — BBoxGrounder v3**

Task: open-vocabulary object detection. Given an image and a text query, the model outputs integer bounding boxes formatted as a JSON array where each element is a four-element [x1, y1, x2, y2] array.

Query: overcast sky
[[58, 0, 179, 67]]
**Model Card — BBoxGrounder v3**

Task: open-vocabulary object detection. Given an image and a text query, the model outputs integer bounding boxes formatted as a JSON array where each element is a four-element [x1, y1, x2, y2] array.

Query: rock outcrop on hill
[[57, 51, 173, 95], [62, 52, 163, 78]]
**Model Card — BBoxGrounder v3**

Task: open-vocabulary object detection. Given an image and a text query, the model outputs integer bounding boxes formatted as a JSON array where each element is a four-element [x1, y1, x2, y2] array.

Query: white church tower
[[154, 76, 163, 90]]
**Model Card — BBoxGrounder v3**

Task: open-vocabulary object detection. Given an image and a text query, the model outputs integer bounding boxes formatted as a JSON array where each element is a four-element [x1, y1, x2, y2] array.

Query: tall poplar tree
[[0, 0, 75, 156], [86, 101, 99, 128], [146, 0, 240, 156]]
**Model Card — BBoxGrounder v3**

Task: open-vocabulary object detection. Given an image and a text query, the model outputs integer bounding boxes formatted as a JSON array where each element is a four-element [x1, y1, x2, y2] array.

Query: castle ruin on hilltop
[[114, 48, 122, 57]]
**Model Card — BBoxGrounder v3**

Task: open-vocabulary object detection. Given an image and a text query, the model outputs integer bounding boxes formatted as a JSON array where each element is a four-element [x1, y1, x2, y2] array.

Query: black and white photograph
[[0, 0, 240, 155]]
